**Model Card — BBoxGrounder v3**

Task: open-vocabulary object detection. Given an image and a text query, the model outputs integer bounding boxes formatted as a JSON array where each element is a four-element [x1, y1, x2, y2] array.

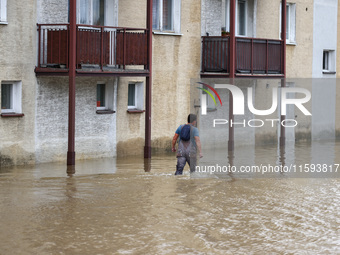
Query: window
[[96, 81, 115, 113], [97, 83, 106, 110], [323, 51, 329, 71], [1, 81, 22, 114], [127, 82, 144, 111], [78, 0, 104, 26], [153, 0, 181, 34], [128, 84, 136, 109], [202, 86, 217, 111], [223, 0, 247, 36], [280, 2, 296, 44], [322, 50, 335, 73], [0, 0, 7, 24], [237, 0, 247, 36]]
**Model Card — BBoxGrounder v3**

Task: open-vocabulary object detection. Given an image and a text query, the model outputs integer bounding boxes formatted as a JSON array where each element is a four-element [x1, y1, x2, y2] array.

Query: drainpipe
[[228, 0, 236, 151], [144, 0, 152, 158], [280, 0, 287, 147], [67, 0, 77, 165]]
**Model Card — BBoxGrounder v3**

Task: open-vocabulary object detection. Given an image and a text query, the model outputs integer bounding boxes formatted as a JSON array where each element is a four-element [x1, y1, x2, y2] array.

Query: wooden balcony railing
[[201, 36, 283, 76], [202, 36, 229, 73], [37, 24, 148, 71]]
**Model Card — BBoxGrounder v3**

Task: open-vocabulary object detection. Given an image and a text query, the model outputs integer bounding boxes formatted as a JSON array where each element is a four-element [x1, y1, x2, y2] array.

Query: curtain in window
[[80, 0, 90, 24], [237, 0, 246, 36], [93, 0, 104, 26], [79, 0, 104, 25], [163, 0, 173, 31], [286, 5, 289, 40], [153, 0, 160, 29]]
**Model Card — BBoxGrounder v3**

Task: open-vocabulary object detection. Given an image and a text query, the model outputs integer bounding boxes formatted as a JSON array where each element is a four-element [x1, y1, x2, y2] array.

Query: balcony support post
[[67, 0, 77, 165], [280, 0, 287, 148], [144, 0, 153, 158], [228, 0, 236, 152]]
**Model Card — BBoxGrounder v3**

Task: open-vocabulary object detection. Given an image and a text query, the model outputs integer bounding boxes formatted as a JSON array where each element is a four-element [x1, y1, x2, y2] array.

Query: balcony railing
[[37, 24, 148, 72], [202, 36, 283, 76]]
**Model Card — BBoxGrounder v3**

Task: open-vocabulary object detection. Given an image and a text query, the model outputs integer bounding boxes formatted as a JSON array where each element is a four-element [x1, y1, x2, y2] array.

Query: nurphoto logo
[[198, 82, 312, 128]]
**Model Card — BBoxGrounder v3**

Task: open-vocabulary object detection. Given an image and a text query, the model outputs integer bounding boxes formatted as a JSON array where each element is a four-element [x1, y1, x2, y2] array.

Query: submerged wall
[[35, 77, 117, 163]]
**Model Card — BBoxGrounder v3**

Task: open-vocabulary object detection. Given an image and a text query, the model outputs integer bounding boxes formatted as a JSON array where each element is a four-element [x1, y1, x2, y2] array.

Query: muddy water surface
[[0, 142, 339, 254]]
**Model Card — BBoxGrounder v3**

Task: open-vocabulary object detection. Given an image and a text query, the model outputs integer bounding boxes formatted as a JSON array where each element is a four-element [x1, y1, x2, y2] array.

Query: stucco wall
[[36, 77, 117, 163], [37, 0, 68, 23], [257, 0, 314, 78], [0, 0, 37, 166], [201, 0, 222, 36]]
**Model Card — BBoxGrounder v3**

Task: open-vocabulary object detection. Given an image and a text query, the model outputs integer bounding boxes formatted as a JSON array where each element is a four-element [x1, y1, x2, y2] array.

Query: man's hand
[[199, 152, 203, 158], [172, 133, 179, 153]]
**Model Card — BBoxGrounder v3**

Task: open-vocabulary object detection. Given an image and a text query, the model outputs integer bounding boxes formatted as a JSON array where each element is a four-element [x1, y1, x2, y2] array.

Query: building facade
[[1, 0, 339, 166]]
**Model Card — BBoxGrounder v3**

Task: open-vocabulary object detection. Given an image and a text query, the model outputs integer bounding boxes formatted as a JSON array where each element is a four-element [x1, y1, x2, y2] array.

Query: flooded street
[[1, 142, 340, 254]]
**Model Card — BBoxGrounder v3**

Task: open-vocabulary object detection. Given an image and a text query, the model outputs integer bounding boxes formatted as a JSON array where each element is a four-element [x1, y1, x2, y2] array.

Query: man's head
[[188, 114, 197, 125]]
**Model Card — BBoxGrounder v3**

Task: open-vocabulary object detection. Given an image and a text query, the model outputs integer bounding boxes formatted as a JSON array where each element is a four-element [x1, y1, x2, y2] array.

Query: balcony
[[35, 24, 149, 77], [201, 36, 284, 78]]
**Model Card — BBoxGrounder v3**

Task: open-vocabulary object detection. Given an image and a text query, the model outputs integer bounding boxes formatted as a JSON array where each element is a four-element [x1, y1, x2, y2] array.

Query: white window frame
[[1, 81, 22, 114], [127, 82, 144, 110], [236, 0, 247, 37], [153, 0, 181, 35], [280, 2, 296, 45], [0, 0, 7, 24], [322, 50, 335, 73], [96, 82, 107, 110], [96, 81, 115, 111]]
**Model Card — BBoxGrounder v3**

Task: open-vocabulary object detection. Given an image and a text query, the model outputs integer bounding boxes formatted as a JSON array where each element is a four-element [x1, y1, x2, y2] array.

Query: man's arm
[[194, 136, 203, 158], [172, 133, 179, 152]]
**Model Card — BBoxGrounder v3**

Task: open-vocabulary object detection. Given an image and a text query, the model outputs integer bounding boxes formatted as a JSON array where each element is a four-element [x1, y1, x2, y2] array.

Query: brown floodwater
[[0, 141, 339, 254]]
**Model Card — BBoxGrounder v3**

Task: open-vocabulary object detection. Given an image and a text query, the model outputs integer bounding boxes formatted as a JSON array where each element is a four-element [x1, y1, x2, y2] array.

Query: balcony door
[[76, 0, 118, 27], [78, 0, 104, 26], [223, 0, 255, 37]]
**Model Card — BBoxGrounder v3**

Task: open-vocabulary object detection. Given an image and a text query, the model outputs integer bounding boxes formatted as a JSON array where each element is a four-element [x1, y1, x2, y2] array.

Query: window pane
[[163, 0, 173, 31], [286, 5, 289, 40], [238, 0, 246, 35], [323, 51, 329, 70], [93, 0, 104, 26], [128, 84, 136, 106], [153, 0, 160, 29], [97, 84, 105, 107], [80, 0, 90, 24], [1, 84, 12, 110]]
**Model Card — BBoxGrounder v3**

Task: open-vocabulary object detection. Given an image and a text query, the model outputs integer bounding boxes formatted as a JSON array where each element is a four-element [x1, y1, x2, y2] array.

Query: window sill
[[127, 109, 145, 114], [153, 31, 183, 36], [0, 21, 8, 25], [1, 113, 24, 118], [322, 71, 336, 75], [96, 110, 115, 115], [286, 41, 296, 46]]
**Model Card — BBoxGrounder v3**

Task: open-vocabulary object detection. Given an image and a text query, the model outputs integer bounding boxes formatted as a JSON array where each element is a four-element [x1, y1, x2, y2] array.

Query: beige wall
[[257, 0, 314, 78], [0, 0, 37, 166], [116, 0, 202, 155]]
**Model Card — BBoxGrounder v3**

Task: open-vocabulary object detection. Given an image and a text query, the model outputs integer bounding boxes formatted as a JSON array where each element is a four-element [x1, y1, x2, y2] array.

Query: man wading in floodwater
[[172, 114, 203, 175]]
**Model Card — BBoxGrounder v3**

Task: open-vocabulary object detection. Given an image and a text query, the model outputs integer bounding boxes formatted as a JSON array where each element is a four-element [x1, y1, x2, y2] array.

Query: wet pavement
[[0, 141, 340, 254]]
